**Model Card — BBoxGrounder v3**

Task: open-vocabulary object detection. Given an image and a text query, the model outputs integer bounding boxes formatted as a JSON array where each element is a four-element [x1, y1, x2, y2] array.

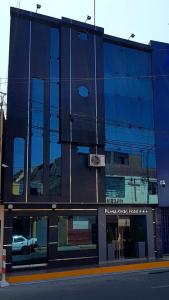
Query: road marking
[[152, 284, 169, 289]]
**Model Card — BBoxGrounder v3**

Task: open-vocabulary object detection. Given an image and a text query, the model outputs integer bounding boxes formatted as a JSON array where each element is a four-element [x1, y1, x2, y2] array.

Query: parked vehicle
[[12, 235, 38, 254]]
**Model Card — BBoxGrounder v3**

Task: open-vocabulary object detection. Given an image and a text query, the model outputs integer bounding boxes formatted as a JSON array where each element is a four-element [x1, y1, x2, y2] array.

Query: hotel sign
[[105, 208, 149, 215]]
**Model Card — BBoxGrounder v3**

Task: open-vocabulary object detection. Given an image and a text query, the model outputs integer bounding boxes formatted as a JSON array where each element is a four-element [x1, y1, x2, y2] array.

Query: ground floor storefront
[[3, 205, 162, 272]]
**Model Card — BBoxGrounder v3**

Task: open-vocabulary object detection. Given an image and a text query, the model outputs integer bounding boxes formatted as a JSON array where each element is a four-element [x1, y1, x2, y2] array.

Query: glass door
[[107, 215, 133, 260], [106, 215, 119, 260], [118, 216, 131, 259], [107, 215, 147, 261]]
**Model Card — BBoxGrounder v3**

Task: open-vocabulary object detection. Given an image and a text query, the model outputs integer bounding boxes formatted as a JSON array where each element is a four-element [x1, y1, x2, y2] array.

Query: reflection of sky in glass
[[30, 79, 44, 195], [50, 28, 60, 163], [49, 28, 61, 195], [13, 138, 25, 175], [31, 79, 44, 167], [104, 42, 156, 169], [12, 138, 25, 195]]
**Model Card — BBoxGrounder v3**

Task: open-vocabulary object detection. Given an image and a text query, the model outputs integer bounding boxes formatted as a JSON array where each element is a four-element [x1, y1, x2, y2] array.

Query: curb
[[7, 261, 169, 284]]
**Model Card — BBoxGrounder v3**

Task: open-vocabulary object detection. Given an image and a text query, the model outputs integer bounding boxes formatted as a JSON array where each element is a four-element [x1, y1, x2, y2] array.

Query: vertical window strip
[[30, 78, 44, 195], [12, 138, 25, 196], [49, 28, 61, 195]]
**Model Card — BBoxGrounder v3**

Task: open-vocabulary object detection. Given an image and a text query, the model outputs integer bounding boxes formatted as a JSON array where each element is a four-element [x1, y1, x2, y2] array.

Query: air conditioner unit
[[89, 154, 105, 167]]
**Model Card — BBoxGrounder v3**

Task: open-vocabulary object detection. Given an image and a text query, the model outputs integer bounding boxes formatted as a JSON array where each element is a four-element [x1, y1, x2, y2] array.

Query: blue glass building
[[3, 7, 169, 271]]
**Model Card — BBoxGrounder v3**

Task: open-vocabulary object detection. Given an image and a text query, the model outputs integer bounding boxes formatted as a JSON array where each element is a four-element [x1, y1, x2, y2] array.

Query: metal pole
[[94, 0, 96, 26]]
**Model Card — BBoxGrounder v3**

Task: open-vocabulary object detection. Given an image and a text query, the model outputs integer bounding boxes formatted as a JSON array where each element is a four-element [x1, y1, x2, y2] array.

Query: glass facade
[[12, 216, 48, 266], [49, 28, 61, 195], [30, 78, 44, 195], [12, 138, 25, 196], [58, 216, 97, 251], [104, 42, 157, 204]]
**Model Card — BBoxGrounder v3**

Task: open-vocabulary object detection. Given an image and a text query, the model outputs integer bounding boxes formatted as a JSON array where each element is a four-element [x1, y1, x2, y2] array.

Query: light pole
[[0, 91, 6, 282], [94, 0, 96, 26], [0, 92, 6, 202]]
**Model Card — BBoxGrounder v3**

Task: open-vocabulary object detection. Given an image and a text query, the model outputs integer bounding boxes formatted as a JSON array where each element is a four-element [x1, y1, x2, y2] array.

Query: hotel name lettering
[[105, 208, 148, 215]]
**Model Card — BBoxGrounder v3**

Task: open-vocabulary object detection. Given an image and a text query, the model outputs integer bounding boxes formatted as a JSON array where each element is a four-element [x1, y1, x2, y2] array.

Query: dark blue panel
[[152, 41, 169, 207], [71, 28, 96, 144]]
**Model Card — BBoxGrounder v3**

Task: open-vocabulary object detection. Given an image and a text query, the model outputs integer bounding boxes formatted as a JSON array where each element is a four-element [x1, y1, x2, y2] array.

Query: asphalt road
[[1, 270, 169, 300]]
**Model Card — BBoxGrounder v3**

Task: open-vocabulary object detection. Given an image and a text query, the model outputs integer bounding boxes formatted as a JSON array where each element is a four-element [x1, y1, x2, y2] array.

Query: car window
[[15, 237, 24, 242]]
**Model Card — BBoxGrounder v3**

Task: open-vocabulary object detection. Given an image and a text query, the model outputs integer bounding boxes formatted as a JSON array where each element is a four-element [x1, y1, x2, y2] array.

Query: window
[[78, 31, 88, 41], [106, 176, 125, 198], [114, 151, 129, 165], [58, 216, 97, 251], [14, 237, 25, 243], [12, 137, 25, 196], [12, 216, 48, 266], [30, 78, 44, 196], [78, 86, 89, 98], [105, 151, 111, 164], [49, 28, 61, 196], [77, 146, 90, 154], [148, 181, 157, 195]]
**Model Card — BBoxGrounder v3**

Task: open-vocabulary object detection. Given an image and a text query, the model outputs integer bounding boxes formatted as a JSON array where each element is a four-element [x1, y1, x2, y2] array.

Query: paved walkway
[[6, 260, 169, 284]]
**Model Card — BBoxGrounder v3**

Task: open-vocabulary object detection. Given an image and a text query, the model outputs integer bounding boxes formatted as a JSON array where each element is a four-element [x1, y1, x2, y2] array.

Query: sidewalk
[[6, 260, 169, 284]]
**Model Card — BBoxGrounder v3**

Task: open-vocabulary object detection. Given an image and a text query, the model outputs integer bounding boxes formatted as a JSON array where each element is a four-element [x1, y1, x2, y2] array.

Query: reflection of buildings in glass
[[12, 156, 61, 196], [58, 216, 97, 250], [49, 157, 61, 195], [12, 169, 24, 195], [105, 152, 157, 204]]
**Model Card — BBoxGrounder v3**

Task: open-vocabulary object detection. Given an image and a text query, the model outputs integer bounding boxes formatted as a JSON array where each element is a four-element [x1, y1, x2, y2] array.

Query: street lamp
[[128, 33, 135, 40], [85, 15, 91, 23], [36, 4, 41, 13]]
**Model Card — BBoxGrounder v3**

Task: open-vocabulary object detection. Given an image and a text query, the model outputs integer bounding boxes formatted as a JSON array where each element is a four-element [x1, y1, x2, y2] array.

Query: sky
[[0, 0, 169, 92]]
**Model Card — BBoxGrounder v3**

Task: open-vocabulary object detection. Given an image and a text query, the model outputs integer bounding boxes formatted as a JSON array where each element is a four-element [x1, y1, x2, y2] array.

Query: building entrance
[[106, 215, 147, 260]]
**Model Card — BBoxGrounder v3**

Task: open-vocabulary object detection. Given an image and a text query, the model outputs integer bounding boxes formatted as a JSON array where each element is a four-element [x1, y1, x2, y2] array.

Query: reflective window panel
[[104, 42, 157, 205], [49, 28, 61, 196], [58, 216, 97, 251], [30, 78, 44, 195], [12, 138, 25, 196], [12, 216, 48, 266]]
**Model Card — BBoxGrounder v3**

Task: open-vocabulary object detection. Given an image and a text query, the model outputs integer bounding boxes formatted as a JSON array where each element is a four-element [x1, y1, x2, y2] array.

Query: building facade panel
[[152, 41, 169, 207], [104, 42, 157, 206]]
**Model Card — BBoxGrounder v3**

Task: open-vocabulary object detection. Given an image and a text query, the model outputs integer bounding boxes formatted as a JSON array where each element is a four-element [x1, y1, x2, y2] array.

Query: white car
[[12, 235, 38, 254]]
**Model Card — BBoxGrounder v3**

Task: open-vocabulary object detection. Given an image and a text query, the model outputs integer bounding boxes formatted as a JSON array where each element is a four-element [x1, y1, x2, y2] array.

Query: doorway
[[106, 215, 147, 260]]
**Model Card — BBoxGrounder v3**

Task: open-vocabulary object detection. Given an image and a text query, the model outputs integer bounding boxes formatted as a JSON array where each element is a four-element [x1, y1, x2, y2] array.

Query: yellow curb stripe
[[7, 261, 169, 284]]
